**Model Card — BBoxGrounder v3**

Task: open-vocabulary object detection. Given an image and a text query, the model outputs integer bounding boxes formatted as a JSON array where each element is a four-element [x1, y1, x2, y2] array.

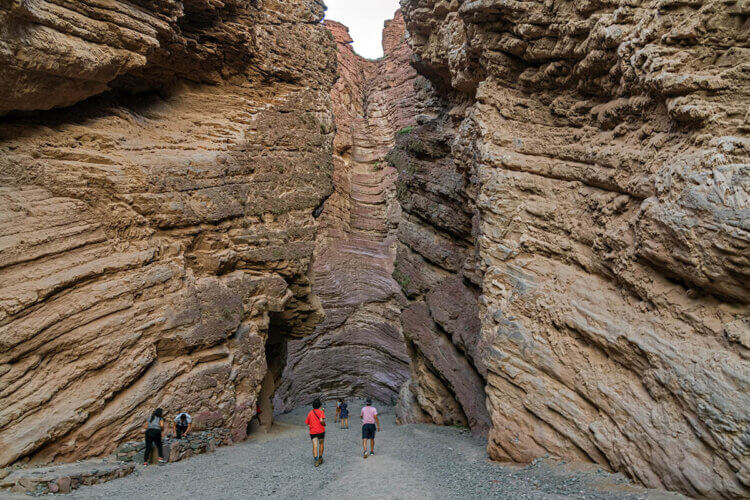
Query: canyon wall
[[0, 0, 336, 466], [396, 0, 749, 498], [275, 13, 417, 408]]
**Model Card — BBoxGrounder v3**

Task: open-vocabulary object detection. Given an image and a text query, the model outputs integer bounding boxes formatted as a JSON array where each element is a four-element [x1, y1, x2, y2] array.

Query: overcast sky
[[324, 0, 402, 59]]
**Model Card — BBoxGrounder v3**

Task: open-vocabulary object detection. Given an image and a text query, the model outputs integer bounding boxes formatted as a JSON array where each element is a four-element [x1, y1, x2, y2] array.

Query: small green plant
[[222, 308, 234, 321], [392, 269, 411, 291], [396, 181, 408, 200], [397, 126, 415, 136]]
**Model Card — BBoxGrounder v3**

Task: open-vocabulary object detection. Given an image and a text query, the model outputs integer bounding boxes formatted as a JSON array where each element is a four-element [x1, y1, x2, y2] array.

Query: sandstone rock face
[[275, 13, 417, 409], [0, 0, 336, 467], [396, 0, 750, 498], [389, 112, 492, 434]]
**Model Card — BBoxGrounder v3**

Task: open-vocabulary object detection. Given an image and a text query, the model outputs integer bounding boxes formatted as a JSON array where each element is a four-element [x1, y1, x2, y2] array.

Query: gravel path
[[4, 402, 685, 499]]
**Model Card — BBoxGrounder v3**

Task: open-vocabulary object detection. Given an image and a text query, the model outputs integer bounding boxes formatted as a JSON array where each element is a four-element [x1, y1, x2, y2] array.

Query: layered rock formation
[[0, 0, 336, 467], [3, 2, 748, 498], [275, 13, 417, 408], [395, 0, 749, 498]]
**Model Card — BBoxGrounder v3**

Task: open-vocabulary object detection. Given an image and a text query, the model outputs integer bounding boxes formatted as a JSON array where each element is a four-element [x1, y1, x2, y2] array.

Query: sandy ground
[[1, 401, 686, 499]]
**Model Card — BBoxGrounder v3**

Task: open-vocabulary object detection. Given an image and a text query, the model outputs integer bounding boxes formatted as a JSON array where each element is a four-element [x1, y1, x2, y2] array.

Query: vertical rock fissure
[[275, 13, 419, 409]]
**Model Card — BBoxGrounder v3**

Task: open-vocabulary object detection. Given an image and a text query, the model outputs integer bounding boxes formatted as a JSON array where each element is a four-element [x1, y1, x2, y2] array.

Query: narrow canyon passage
[[275, 16, 417, 409], [0, 1, 748, 499]]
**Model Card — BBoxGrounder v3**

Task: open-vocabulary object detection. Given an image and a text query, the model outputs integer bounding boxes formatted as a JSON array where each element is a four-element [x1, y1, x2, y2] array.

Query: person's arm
[[360, 409, 364, 420], [185, 422, 192, 436], [375, 414, 380, 432], [160, 419, 164, 431], [320, 411, 326, 427], [172, 421, 177, 435]]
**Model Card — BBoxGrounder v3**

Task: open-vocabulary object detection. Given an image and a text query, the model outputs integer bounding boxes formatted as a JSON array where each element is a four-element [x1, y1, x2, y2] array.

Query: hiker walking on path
[[305, 398, 326, 467], [335, 399, 342, 422], [173, 412, 192, 439], [360, 399, 380, 459], [143, 408, 166, 466], [339, 401, 349, 429]]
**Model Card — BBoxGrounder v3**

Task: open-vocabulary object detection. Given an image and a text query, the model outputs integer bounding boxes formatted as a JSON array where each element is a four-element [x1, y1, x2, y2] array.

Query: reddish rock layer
[[394, 0, 749, 498], [0, 0, 336, 467], [275, 13, 417, 408]]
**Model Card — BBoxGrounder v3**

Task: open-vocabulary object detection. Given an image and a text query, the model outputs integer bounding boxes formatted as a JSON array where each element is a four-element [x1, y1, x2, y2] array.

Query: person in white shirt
[[173, 412, 192, 439]]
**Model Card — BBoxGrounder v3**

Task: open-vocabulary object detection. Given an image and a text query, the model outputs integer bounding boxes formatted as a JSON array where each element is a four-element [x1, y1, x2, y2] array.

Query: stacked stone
[[115, 429, 233, 464], [0, 461, 134, 495]]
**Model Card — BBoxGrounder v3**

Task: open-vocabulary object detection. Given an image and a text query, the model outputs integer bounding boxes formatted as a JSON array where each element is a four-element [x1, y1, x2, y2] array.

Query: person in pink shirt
[[360, 398, 380, 459]]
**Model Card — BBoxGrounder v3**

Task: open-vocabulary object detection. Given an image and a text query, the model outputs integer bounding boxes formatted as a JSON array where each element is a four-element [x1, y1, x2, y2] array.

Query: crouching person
[[173, 412, 192, 439]]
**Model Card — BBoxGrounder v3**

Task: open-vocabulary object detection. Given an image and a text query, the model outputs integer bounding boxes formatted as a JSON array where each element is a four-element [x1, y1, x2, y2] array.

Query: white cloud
[[324, 0, 402, 59]]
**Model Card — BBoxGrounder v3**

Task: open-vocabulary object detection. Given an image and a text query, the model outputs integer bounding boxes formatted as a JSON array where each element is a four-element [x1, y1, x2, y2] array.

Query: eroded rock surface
[[275, 13, 417, 408], [0, 0, 336, 467], [396, 0, 750, 498]]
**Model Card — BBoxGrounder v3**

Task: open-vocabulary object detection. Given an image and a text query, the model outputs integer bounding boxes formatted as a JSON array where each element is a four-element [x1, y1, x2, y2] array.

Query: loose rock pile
[[115, 429, 234, 464], [0, 461, 134, 495]]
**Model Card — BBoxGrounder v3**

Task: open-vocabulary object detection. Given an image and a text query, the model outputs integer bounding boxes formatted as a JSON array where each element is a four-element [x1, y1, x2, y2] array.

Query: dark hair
[[365, 398, 372, 405], [312, 398, 322, 409], [180, 414, 187, 423], [151, 408, 163, 420]]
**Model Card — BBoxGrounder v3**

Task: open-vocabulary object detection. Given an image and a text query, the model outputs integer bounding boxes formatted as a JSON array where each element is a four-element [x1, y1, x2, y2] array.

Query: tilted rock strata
[[0, 0, 336, 467], [275, 14, 417, 409], [389, 116, 492, 434], [397, 0, 749, 498], [0, 0, 329, 114]]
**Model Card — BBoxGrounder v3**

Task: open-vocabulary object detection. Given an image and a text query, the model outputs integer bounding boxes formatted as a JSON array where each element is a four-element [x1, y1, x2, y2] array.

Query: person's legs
[[311, 437, 319, 459], [155, 432, 164, 460], [362, 424, 367, 457], [370, 437, 375, 454], [144, 432, 153, 465], [319, 438, 325, 457]]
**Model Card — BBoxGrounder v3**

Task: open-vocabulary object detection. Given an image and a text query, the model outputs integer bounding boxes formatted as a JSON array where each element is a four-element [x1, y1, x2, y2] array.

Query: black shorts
[[310, 432, 325, 440], [362, 424, 376, 439]]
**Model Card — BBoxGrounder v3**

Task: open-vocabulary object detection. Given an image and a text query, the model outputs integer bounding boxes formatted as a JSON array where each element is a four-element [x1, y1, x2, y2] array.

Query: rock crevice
[[275, 13, 418, 408]]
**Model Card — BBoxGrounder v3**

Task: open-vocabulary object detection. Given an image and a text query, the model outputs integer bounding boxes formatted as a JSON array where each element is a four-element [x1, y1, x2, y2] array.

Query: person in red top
[[305, 398, 326, 467]]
